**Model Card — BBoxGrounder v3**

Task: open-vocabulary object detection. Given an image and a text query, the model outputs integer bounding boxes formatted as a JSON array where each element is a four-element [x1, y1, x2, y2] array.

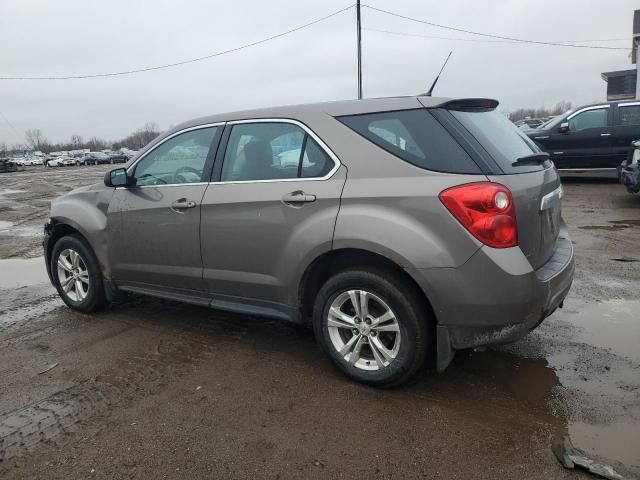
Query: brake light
[[439, 182, 518, 248]]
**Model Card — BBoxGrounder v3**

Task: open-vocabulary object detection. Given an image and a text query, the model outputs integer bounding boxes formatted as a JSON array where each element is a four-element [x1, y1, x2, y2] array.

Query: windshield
[[451, 109, 546, 173], [540, 111, 572, 130]]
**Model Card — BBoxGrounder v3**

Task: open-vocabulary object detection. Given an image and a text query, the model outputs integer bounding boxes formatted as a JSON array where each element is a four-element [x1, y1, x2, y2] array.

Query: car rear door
[[107, 124, 222, 293], [611, 101, 640, 165], [552, 105, 613, 169], [199, 119, 346, 318]]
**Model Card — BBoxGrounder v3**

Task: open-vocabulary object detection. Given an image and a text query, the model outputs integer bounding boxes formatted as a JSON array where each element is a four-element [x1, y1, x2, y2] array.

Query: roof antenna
[[424, 51, 452, 96]]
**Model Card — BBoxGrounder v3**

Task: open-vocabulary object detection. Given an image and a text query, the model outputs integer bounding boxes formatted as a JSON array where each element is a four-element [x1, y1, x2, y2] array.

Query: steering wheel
[[173, 166, 202, 184]]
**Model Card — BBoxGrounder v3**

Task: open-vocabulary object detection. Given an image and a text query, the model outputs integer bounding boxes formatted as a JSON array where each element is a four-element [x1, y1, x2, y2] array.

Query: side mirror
[[104, 167, 129, 187], [559, 122, 569, 133]]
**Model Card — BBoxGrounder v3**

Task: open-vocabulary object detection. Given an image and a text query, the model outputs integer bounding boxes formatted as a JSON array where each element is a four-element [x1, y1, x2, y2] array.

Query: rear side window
[[221, 122, 334, 181], [451, 109, 544, 173], [337, 109, 481, 174], [619, 105, 640, 126]]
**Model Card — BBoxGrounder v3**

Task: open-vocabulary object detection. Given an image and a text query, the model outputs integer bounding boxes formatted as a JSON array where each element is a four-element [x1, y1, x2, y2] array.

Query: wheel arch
[[297, 247, 437, 326], [45, 220, 105, 281]]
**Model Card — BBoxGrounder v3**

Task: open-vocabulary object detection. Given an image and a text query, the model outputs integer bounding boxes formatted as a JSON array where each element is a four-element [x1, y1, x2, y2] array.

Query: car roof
[[174, 96, 456, 131]]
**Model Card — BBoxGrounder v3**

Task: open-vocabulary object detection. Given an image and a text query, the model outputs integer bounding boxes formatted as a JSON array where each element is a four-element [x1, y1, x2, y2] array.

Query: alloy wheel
[[327, 290, 401, 371], [56, 248, 90, 302]]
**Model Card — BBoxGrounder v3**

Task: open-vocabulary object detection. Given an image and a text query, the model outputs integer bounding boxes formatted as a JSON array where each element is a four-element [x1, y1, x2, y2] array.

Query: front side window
[[133, 127, 218, 186], [221, 122, 334, 181], [568, 108, 608, 131], [619, 105, 640, 126]]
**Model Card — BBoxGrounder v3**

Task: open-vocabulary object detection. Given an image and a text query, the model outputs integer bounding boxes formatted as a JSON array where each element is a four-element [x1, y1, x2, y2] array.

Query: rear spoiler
[[421, 98, 499, 112]]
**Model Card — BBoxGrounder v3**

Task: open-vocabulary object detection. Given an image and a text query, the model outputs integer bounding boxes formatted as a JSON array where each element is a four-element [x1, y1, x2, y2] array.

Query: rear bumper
[[407, 227, 574, 370]]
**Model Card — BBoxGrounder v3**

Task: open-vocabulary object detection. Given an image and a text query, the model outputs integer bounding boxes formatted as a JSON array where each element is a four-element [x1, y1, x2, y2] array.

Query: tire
[[51, 234, 107, 313], [76, 161, 80, 166], [312, 268, 431, 388]]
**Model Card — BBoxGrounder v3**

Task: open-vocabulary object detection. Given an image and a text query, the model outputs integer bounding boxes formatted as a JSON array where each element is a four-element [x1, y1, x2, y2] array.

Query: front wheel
[[51, 235, 106, 312], [313, 268, 431, 388]]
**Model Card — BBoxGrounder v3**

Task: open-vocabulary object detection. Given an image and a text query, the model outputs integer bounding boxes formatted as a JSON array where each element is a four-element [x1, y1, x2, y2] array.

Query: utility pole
[[356, 0, 362, 99]]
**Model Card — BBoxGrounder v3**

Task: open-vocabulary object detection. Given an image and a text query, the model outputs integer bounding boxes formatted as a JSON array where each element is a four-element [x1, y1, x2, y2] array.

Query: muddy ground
[[0, 165, 639, 479]]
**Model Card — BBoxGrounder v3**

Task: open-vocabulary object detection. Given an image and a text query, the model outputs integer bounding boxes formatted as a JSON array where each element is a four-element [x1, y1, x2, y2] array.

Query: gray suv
[[43, 96, 574, 387]]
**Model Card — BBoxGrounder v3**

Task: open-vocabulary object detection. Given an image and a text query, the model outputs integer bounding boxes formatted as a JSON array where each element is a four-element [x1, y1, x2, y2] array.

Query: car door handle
[[600, 133, 612, 137], [170, 198, 197, 212], [282, 191, 316, 206]]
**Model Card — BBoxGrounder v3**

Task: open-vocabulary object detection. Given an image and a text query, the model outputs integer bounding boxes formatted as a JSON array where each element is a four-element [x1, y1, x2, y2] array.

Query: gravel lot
[[1, 165, 639, 479]]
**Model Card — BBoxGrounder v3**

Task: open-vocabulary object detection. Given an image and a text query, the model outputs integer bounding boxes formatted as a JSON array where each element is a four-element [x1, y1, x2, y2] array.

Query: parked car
[[27, 157, 44, 166], [526, 100, 640, 172], [108, 152, 129, 164], [0, 158, 18, 173], [43, 96, 574, 387], [80, 152, 111, 165], [515, 118, 546, 130], [61, 156, 76, 167], [618, 139, 640, 194], [45, 157, 64, 167]]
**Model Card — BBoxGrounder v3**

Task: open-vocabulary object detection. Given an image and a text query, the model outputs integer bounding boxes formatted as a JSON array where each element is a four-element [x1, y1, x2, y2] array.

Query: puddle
[[610, 219, 640, 226], [0, 220, 43, 237], [0, 257, 48, 288], [0, 189, 25, 198], [569, 421, 640, 467], [562, 300, 640, 363], [579, 225, 631, 231], [549, 300, 640, 472]]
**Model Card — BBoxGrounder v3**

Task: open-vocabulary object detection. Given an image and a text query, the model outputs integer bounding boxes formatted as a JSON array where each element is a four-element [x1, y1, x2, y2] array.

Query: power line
[[364, 27, 631, 46], [362, 4, 631, 51], [0, 5, 354, 80]]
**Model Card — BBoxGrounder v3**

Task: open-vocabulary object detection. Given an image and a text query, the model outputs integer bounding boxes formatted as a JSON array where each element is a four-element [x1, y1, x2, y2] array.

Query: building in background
[[601, 9, 639, 101]]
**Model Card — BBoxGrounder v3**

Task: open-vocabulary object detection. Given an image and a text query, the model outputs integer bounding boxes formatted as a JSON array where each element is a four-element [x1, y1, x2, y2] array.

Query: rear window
[[450, 110, 544, 173], [337, 109, 481, 174], [619, 105, 640, 126]]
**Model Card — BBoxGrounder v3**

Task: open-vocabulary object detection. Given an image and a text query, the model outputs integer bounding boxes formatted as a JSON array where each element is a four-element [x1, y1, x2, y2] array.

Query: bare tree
[[119, 121, 161, 149], [25, 129, 48, 151], [70, 134, 83, 147], [509, 100, 573, 122], [0, 141, 7, 154], [86, 136, 108, 151]]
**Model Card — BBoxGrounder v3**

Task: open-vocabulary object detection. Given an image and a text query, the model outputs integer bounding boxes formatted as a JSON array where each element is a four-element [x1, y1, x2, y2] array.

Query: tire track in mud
[[0, 338, 211, 464]]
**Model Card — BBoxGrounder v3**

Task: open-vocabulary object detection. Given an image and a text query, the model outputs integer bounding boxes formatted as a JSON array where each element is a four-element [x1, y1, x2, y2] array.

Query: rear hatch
[[447, 105, 562, 269]]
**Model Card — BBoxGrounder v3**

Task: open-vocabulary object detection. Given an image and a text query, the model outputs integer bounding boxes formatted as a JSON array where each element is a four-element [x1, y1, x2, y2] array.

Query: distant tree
[[25, 129, 48, 151], [119, 121, 161, 149], [552, 101, 572, 116], [70, 134, 83, 147], [0, 141, 7, 154], [509, 100, 573, 122], [86, 136, 109, 151]]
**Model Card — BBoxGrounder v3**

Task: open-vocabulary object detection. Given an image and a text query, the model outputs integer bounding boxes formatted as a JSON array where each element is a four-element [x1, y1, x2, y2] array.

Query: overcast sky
[[0, 0, 636, 145]]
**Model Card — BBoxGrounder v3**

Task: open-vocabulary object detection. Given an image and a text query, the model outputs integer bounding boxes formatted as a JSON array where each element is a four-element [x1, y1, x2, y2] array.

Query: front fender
[[50, 184, 115, 277]]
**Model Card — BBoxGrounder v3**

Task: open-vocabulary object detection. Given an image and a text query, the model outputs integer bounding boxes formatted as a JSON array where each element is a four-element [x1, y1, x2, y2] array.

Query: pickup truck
[[526, 100, 640, 172]]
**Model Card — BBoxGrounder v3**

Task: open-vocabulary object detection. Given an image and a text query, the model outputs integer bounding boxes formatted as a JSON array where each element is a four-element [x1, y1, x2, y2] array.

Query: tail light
[[439, 182, 517, 248]]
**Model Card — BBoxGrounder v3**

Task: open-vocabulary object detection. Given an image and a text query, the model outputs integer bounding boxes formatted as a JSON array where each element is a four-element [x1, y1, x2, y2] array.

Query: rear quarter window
[[450, 109, 545, 174], [337, 109, 482, 174]]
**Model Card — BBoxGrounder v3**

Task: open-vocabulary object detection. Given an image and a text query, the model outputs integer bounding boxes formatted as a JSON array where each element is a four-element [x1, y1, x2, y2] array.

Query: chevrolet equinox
[[43, 96, 574, 387]]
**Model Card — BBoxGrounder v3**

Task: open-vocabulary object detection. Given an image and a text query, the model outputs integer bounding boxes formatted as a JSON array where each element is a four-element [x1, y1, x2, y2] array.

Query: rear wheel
[[51, 235, 106, 312], [313, 268, 431, 388]]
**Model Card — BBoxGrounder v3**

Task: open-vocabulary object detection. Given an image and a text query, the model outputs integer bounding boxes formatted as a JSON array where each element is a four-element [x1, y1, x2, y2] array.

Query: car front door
[[548, 105, 612, 169], [611, 102, 640, 165], [107, 124, 222, 294], [199, 120, 346, 319]]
